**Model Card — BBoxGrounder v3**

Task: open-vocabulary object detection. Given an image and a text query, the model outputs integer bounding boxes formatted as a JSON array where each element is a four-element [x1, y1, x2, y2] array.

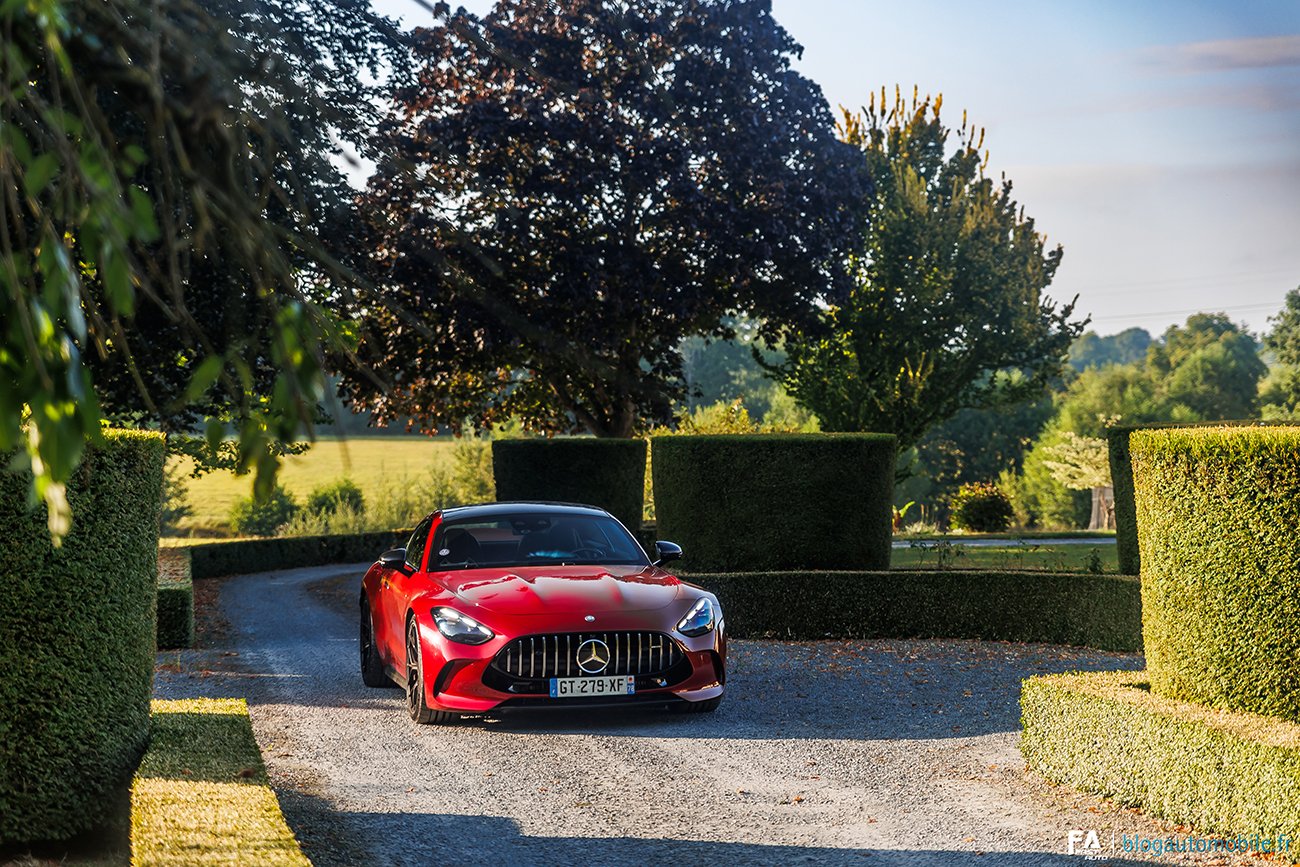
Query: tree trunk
[[1089, 485, 1115, 530]]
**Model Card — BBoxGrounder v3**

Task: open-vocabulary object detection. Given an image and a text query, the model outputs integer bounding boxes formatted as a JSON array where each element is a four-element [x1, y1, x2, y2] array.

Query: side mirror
[[653, 541, 682, 567], [379, 548, 409, 571]]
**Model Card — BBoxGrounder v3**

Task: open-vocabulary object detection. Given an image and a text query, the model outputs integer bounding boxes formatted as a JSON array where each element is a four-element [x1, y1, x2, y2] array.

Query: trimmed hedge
[[1022, 671, 1300, 858], [492, 438, 646, 531], [683, 570, 1141, 650], [156, 548, 193, 650], [1107, 420, 1287, 575], [132, 698, 309, 865], [187, 530, 406, 579], [0, 430, 165, 844], [653, 433, 895, 572], [1131, 425, 1300, 721]]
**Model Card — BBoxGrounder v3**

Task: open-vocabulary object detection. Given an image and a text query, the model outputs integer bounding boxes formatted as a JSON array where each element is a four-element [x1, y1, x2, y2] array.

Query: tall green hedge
[[652, 433, 895, 572], [686, 570, 1140, 650], [492, 438, 646, 530], [1131, 425, 1300, 721], [187, 530, 406, 579], [0, 430, 165, 844], [1108, 420, 1284, 575]]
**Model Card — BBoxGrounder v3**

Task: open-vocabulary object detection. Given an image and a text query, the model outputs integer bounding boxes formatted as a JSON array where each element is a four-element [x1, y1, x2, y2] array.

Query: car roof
[[439, 501, 613, 521]]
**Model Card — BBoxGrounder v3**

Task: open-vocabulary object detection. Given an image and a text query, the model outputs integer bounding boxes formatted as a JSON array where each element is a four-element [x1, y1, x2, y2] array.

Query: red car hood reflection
[[436, 565, 683, 615]]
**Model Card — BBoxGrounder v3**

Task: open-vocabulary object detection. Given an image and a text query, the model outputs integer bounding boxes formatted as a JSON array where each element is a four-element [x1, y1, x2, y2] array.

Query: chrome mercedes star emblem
[[584, 614, 596, 622], [576, 638, 611, 674]]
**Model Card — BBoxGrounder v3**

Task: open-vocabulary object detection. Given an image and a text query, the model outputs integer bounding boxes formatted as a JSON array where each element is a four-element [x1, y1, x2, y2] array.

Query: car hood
[[436, 565, 683, 615]]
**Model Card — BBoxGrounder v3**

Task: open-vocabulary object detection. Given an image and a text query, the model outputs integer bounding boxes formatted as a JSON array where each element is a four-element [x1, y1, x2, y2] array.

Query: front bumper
[[410, 612, 726, 713]]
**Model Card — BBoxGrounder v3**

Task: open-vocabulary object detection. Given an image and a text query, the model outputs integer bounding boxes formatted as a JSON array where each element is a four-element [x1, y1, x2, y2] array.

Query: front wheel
[[360, 598, 391, 688], [405, 617, 458, 725]]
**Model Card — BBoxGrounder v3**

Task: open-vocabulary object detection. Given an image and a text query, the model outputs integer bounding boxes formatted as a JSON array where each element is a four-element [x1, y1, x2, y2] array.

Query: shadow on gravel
[[282, 805, 1152, 867]]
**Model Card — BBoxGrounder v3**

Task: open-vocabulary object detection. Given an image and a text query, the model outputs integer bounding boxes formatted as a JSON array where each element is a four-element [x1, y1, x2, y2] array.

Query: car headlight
[[432, 607, 495, 645], [676, 597, 716, 637]]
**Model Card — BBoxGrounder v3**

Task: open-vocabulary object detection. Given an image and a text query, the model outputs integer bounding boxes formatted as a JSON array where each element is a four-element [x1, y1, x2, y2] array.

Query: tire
[[671, 696, 722, 714], [360, 598, 392, 688], [405, 616, 459, 725]]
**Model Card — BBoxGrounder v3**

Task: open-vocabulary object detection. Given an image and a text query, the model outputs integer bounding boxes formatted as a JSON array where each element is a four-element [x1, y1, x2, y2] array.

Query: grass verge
[[1021, 670, 1300, 862], [131, 699, 308, 866]]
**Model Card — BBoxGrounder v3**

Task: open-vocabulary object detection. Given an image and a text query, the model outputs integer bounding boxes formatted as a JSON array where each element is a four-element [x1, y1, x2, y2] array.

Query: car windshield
[[429, 512, 650, 571]]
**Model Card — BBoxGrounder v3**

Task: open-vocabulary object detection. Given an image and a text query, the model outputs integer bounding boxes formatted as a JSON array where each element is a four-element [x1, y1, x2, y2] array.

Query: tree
[[769, 89, 1085, 453], [1148, 314, 1266, 420], [1068, 327, 1152, 371], [1260, 288, 1300, 418], [345, 0, 865, 438], [1, 0, 401, 534]]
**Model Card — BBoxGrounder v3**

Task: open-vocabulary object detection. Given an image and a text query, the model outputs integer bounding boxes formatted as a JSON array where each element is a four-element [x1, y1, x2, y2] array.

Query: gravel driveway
[[153, 564, 1253, 866]]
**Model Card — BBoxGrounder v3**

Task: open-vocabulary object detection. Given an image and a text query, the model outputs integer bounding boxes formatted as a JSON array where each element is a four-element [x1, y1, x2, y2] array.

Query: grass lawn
[[172, 436, 456, 534], [891, 542, 1119, 572]]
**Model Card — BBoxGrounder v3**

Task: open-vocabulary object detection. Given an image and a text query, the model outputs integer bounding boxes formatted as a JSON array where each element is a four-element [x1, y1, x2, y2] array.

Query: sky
[[369, 0, 1300, 340]]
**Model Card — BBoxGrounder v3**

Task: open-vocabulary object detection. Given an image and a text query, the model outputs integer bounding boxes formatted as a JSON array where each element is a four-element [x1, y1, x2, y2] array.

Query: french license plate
[[549, 675, 635, 698]]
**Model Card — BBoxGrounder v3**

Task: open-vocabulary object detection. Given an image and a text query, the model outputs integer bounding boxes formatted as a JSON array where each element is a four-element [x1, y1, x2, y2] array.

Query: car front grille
[[491, 631, 682, 680]]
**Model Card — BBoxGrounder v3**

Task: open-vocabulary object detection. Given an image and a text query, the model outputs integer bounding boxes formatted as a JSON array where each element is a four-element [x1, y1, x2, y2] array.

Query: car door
[[377, 515, 433, 665]]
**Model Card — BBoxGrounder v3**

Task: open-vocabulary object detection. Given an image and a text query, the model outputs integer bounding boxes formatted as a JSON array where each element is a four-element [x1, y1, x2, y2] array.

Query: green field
[[173, 436, 457, 534], [890, 542, 1119, 572]]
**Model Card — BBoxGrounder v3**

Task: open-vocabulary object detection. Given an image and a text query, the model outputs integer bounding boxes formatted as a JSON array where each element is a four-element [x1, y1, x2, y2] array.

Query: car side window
[[405, 516, 433, 572]]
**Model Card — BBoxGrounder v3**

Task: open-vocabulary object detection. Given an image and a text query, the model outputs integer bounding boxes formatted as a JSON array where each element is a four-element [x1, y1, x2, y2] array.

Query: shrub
[[305, 479, 364, 516], [1021, 671, 1300, 850], [229, 485, 299, 536], [948, 482, 1014, 532], [493, 438, 645, 530], [1107, 420, 1287, 575], [159, 463, 193, 536], [652, 433, 896, 572], [132, 699, 309, 865], [186, 530, 408, 580], [1130, 425, 1300, 721], [685, 570, 1140, 650], [0, 430, 165, 844], [156, 549, 193, 650]]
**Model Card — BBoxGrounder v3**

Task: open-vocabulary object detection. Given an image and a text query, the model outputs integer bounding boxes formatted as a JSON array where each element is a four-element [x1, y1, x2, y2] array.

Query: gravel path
[[153, 564, 1256, 867]]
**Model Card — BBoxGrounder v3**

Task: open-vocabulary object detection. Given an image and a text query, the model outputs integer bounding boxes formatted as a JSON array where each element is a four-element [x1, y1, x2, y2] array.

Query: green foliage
[[686, 571, 1140, 650], [907, 392, 1055, 520], [229, 486, 300, 537], [1001, 427, 1091, 530], [348, 0, 864, 438], [770, 89, 1082, 452], [653, 434, 895, 572], [0, 430, 164, 844], [133, 698, 310, 865], [1131, 426, 1300, 721], [1261, 288, 1300, 419], [160, 463, 194, 537], [156, 581, 194, 651], [187, 531, 408, 580], [1068, 327, 1153, 371], [1040, 432, 1111, 490], [948, 482, 1015, 532], [492, 439, 647, 531], [1021, 672, 1300, 848], [0, 0, 402, 539], [1107, 425, 1142, 575], [306, 479, 365, 516]]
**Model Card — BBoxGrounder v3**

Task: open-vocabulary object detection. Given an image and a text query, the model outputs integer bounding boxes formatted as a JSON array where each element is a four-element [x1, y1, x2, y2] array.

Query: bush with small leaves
[[230, 485, 300, 537], [305, 479, 365, 516], [949, 482, 1015, 532]]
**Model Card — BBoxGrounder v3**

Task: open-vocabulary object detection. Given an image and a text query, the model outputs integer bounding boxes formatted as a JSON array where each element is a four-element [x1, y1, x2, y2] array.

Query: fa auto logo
[[1068, 829, 1111, 860]]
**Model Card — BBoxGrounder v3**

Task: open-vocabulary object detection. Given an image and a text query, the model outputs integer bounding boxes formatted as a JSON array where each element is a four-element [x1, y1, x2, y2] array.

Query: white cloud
[[1142, 34, 1300, 72]]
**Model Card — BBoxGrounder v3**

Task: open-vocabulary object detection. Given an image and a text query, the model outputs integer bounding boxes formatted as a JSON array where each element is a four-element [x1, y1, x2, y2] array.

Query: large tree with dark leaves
[[769, 90, 1085, 453], [348, 0, 864, 437]]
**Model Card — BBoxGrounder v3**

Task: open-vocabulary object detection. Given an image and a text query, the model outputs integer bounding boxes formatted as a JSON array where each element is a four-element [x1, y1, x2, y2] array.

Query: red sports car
[[359, 502, 726, 723]]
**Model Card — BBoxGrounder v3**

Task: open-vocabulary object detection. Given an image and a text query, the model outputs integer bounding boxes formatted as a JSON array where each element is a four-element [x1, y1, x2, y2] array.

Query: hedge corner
[[491, 438, 647, 531], [1021, 670, 1300, 860]]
